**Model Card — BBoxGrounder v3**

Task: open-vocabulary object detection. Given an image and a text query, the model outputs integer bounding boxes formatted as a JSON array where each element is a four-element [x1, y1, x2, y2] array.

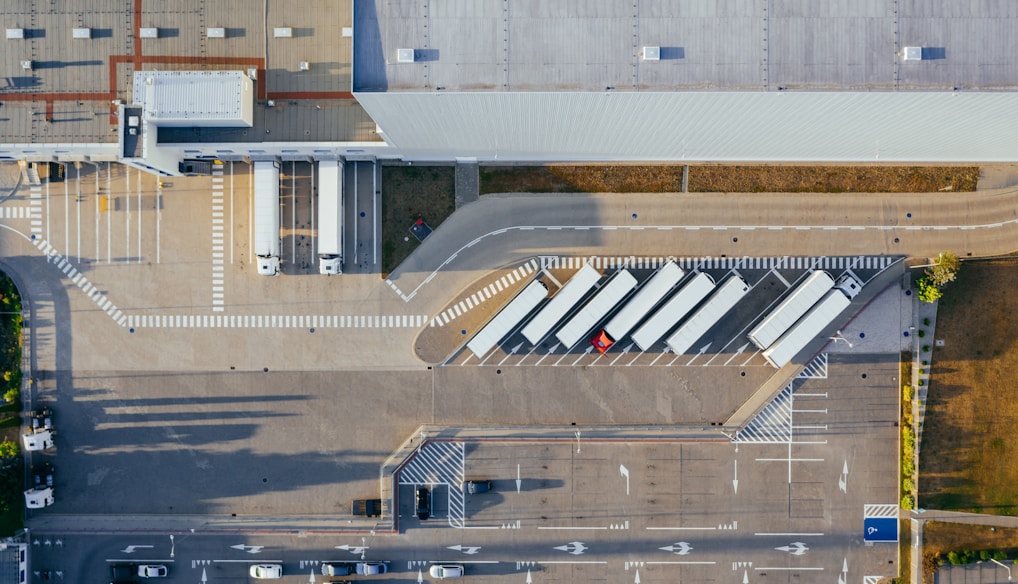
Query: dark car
[[33, 463, 54, 488], [110, 563, 137, 584], [321, 563, 355, 577], [416, 486, 431, 520], [464, 480, 492, 494]]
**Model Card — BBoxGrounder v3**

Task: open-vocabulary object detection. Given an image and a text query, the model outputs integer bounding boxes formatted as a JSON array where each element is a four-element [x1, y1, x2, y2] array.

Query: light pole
[[991, 558, 1012, 581], [829, 330, 853, 348]]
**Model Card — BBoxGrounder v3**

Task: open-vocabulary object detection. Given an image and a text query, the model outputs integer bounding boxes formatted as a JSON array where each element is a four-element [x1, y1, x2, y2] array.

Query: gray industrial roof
[[354, 91, 1018, 162], [0, 0, 379, 145], [354, 0, 1018, 92]]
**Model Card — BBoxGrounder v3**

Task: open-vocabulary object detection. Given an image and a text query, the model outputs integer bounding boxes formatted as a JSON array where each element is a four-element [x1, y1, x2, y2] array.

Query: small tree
[[917, 276, 943, 303], [926, 252, 961, 287]]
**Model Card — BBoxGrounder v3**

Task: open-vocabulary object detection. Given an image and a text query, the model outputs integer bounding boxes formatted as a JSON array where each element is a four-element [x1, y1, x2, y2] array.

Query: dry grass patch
[[381, 164, 456, 276], [688, 166, 979, 193], [922, 521, 1018, 582], [479, 165, 979, 195], [919, 259, 1018, 515], [480, 165, 684, 194]]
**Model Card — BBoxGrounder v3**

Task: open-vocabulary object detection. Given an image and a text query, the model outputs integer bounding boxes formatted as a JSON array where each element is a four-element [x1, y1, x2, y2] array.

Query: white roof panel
[[354, 91, 1018, 162], [665, 276, 750, 356], [132, 70, 254, 128]]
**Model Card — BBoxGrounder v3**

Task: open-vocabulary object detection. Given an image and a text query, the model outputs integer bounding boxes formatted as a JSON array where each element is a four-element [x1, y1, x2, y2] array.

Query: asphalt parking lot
[[442, 255, 897, 369]]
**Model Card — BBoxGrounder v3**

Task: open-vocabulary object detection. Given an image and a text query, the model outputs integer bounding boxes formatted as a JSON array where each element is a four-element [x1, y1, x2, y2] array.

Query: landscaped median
[[0, 271, 23, 536]]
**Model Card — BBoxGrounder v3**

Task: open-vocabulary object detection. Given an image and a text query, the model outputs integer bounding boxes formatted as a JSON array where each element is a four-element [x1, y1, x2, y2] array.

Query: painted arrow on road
[[120, 545, 154, 554], [554, 541, 588, 555], [516, 464, 522, 493], [775, 542, 808, 556], [447, 544, 481, 555], [335, 544, 369, 555], [839, 460, 849, 493], [659, 542, 692, 555], [230, 544, 264, 554], [733, 460, 739, 494], [526, 569, 532, 583], [308, 566, 316, 583], [201, 568, 208, 584]]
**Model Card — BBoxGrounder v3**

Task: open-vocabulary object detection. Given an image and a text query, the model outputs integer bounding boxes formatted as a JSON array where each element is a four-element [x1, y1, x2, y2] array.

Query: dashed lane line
[[125, 314, 429, 329], [31, 237, 127, 327]]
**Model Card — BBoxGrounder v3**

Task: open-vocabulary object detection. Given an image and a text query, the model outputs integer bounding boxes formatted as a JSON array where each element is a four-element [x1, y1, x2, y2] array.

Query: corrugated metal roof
[[355, 0, 1018, 92], [355, 91, 1018, 162], [133, 70, 253, 127]]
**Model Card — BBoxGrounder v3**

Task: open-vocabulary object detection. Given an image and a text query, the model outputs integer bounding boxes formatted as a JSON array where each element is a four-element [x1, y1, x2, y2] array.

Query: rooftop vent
[[299, 61, 310, 71], [207, 27, 226, 39], [273, 27, 292, 38], [397, 49, 415, 63], [72, 28, 91, 39], [342, 27, 353, 38], [6, 28, 24, 40], [642, 46, 661, 61], [902, 47, 922, 61], [140, 27, 158, 38], [20, 60, 32, 71]]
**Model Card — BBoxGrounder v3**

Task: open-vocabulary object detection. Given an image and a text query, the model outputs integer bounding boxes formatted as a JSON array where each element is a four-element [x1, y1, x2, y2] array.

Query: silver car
[[356, 562, 388, 575], [138, 564, 168, 578], [430, 564, 464, 579], [249, 564, 283, 579]]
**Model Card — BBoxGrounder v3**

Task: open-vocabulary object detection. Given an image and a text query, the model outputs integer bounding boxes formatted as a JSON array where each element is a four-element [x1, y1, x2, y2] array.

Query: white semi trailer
[[665, 275, 750, 356], [593, 261, 685, 353], [467, 279, 549, 359], [317, 160, 344, 275], [762, 275, 863, 368], [555, 269, 638, 349], [254, 161, 281, 276], [521, 264, 601, 345], [748, 270, 835, 350], [631, 272, 715, 352]]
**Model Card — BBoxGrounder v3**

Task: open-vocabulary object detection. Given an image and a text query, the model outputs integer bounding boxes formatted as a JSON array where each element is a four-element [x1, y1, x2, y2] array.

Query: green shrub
[[903, 385, 914, 402], [922, 360, 929, 366], [980, 550, 991, 561], [2, 388, 16, 404], [923, 317, 931, 326], [918, 330, 926, 338], [918, 379, 925, 387], [922, 345, 931, 353], [917, 276, 943, 303], [948, 551, 963, 565], [0, 441, 16, 458], [902, 457, 915, 478], [993, 550, 1007, 561], [903, 477, 915, 493], [901, 494, 914, 510]]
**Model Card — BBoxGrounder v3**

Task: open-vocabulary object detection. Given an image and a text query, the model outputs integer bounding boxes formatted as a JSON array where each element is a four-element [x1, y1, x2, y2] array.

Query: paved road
[[28, 354, 899, 583], [387, 189, 1018, 314], [6, 164, 1011, 583]]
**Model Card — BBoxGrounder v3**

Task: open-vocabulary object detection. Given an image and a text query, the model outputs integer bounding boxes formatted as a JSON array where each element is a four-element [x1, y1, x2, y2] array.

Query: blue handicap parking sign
[[864, 517, 898, 542]]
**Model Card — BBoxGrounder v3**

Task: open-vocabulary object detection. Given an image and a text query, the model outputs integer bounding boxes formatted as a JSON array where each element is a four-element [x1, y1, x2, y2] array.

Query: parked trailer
[[317, 160, 344, 275], [467, 280, 549, 359], [665, 276, 750, 356], [596, 262, 685, 352], [521, 264, 601, 345], [631, 272, 715, 352], [254, 161, 281, 276], [762, 276, 861, 368], [747, 270, 835, 350], [555, 269, 638, 349]]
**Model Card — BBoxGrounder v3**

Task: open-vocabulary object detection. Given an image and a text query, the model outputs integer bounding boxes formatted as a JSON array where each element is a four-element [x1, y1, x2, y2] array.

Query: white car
[[138, 564, 168, 578], [430, 564, 464, 579], [249, 564, 283, 579]]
